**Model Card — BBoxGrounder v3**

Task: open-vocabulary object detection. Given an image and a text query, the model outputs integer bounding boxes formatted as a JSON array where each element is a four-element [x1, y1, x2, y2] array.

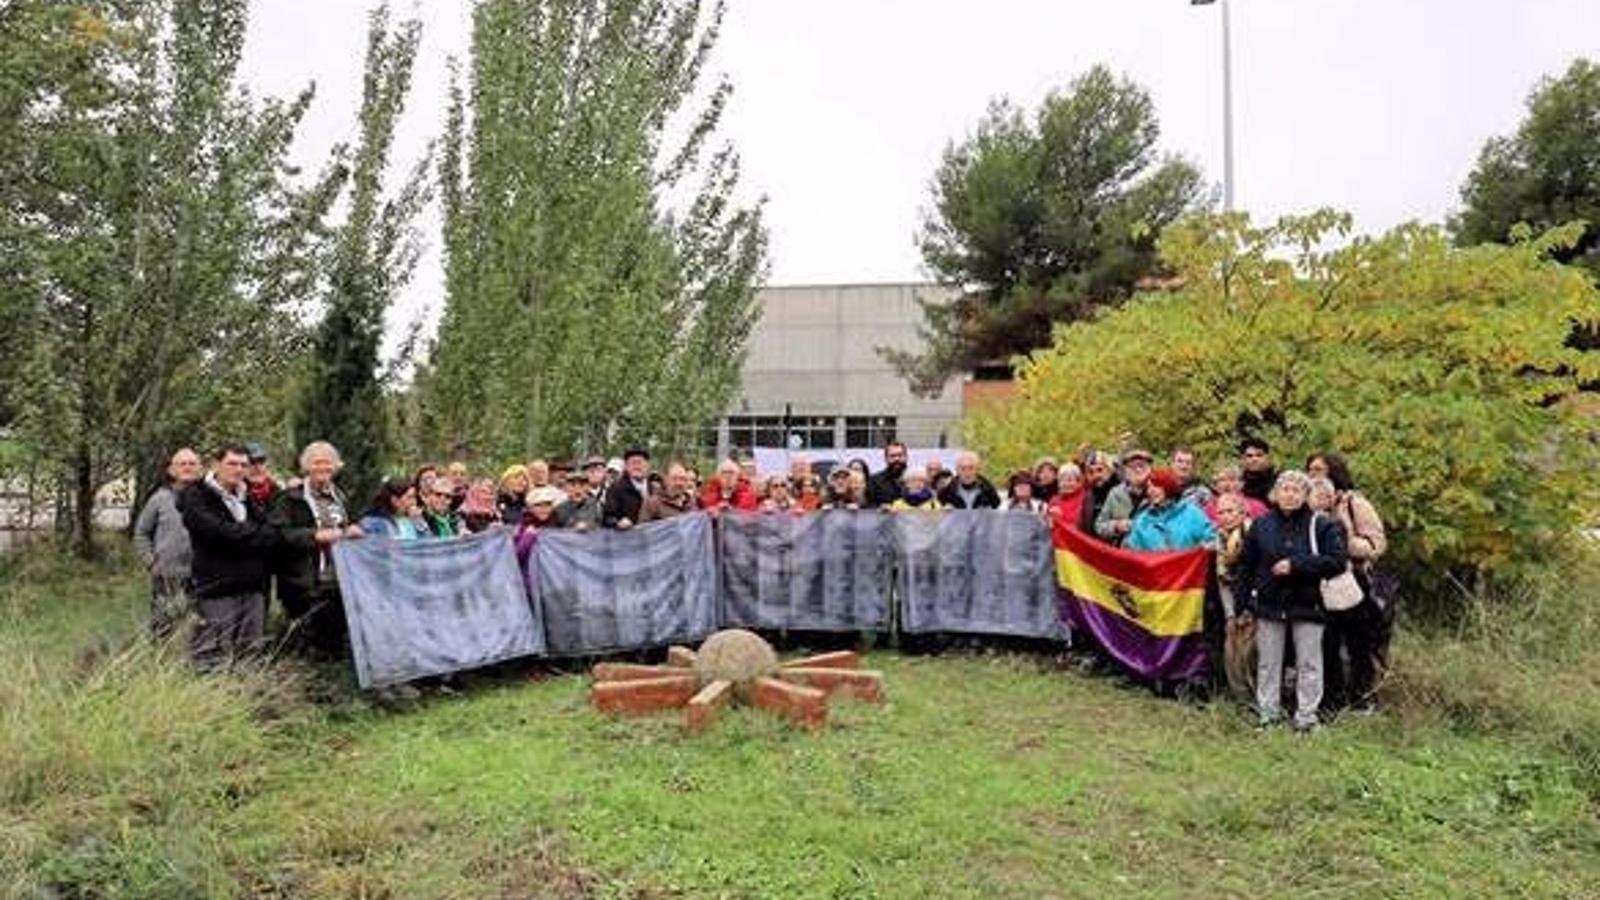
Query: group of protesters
[[135, 434, 1390, 732]]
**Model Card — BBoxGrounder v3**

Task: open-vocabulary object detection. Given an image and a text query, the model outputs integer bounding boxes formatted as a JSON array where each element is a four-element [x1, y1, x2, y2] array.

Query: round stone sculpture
[[692, 628, 779, 696]]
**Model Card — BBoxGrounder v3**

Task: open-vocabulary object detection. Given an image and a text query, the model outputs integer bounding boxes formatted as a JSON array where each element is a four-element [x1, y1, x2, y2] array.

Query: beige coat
[[1336, 491, 1387, 563]]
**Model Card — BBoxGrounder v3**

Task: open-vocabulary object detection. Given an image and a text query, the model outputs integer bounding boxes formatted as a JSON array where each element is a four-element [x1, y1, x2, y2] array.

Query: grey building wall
[[720, 282, 964, 454]]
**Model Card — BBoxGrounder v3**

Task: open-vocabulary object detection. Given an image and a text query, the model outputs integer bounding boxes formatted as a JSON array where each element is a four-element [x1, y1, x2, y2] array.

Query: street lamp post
[[1192, 0, 1235, 212]]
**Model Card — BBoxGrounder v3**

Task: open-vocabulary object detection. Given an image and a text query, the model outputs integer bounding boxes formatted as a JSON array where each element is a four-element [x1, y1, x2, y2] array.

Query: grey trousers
[[1254, 619, 1324, 726], [190, 592, 266, 671]]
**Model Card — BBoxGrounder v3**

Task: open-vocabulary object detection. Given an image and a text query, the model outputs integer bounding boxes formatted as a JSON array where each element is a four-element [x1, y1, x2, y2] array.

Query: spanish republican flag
[[1053, 520, 1211, 682]]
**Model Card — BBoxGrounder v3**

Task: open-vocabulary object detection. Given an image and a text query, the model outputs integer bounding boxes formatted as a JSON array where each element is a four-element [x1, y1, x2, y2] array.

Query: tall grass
[[0, 545, 309, 899], [1389, 546, 1600, 799], [2, 539, 1596, 898]]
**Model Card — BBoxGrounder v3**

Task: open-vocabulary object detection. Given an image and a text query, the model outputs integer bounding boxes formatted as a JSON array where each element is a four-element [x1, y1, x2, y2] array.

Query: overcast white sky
[[240, 0, 1600, 351]]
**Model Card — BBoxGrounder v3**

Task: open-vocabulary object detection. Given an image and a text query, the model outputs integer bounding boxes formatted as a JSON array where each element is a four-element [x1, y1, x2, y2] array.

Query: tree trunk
[[72, 444, 97, 558]]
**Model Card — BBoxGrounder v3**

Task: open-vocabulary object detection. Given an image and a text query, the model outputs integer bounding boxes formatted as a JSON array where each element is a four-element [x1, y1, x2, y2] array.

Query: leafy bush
[[971, 211, 1600, 605]]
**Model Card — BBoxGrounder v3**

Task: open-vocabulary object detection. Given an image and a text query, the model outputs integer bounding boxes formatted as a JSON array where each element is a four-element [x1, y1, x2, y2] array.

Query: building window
[[725, 415, 838, 450], [845, 416, 897, 449]]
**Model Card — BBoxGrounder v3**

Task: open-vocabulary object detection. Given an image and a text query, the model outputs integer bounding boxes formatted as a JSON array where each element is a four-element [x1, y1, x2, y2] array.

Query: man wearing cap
[[602, 449, 653, 529], [243, 442, 280, 507], [823, 466, 859, 509], [555, 471, 603, 530], [1095, 449, 1155, 546]]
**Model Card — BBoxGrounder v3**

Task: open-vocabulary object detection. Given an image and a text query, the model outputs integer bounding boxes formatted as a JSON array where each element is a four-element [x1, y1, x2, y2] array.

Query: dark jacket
[[179, 480, 310, 600], [1236, 506, 1347, 623], [603, 477, 650, 527], [267, 483, 346, 606], [498, 492, 526, 526], [1077, 474, 1121, 533], [1241, 466, 1278, 504], [937, 476, 1002, 510], [865, 467, 905, 509]]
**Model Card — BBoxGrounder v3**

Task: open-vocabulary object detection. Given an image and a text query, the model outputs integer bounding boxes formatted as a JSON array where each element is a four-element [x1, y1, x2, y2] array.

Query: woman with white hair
[[1235, 469, 1348, 732], [268, 441, 363, 658], [887, 467, 945, 511]]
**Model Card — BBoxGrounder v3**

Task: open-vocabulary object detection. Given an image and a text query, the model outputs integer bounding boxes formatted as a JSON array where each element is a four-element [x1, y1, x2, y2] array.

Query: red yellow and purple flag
[[1052, 520, 1211, 682]]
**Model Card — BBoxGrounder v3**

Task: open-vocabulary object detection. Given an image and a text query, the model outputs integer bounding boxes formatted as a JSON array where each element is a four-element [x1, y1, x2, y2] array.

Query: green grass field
[[3, 544, 1597, 899]]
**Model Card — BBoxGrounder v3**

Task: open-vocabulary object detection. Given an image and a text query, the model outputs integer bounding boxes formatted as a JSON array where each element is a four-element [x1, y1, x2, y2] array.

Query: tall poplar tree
[[293, 5, 430, 506], [424, 0, 768, 461]]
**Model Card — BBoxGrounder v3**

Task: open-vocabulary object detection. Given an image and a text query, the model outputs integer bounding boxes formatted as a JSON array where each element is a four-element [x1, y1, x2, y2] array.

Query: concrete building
[[716, 282, 964, 458]]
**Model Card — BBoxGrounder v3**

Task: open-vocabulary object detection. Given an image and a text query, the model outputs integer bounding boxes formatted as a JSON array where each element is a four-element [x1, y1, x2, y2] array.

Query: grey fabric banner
[[532, 512, 719, 655], [718, 511, 894, 631], [894, 510, 1064, 639], [334, 529, 546, 688]]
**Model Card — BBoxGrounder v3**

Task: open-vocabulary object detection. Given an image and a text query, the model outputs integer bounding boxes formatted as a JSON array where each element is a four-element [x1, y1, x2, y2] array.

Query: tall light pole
[[1192, 0, 1235, 211]]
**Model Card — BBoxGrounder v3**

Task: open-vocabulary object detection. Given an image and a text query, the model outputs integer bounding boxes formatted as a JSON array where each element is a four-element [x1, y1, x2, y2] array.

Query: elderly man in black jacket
[[178, 444, 341, 671], [602, 448, 653, 529], [937, 451, 1002, 510], [269, 441, 363, 658], [1236, 469, 1347, 731]]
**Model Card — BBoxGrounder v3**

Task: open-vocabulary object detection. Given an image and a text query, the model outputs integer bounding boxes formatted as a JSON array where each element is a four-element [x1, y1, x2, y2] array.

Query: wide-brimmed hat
[[527, 485, 566, 507]]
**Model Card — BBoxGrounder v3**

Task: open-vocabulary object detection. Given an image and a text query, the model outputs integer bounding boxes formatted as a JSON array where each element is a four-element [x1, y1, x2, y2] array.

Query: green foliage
[[1452, 59, 1600, 276], [0, 0, 336, 549], [423, 0, 769, 462], [293, 5, 429, 507], [885, 65, 1209, 395], [971, 211, 1600, 599]]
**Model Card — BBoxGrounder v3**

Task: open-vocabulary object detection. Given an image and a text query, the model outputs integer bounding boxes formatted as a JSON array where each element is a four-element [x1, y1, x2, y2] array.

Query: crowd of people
[[134, 435, 1391, 731]]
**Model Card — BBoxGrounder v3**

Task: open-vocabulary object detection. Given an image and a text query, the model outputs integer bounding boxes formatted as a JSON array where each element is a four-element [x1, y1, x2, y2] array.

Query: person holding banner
[[270, 441, 364, 659], [700, 459, 758, 513], [498, 465, 530, 525], [419, 473, 463, 538], [939, 452, 1002, 510], [359, 477, 426, 540], [1125, 468, 1216, 552], [555, 471, 603, 530], [1237, 470, 1347, 731], [640, 464, 697, 522], [603, 449, 653, 529], [866, 442, 910, 508], [888, 467, 944, 511], [1001, 471, 1045, 515]]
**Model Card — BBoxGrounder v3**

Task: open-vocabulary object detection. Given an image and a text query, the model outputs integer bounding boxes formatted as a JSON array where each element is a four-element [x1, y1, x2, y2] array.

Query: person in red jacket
[[699, 459, 758, 513]]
